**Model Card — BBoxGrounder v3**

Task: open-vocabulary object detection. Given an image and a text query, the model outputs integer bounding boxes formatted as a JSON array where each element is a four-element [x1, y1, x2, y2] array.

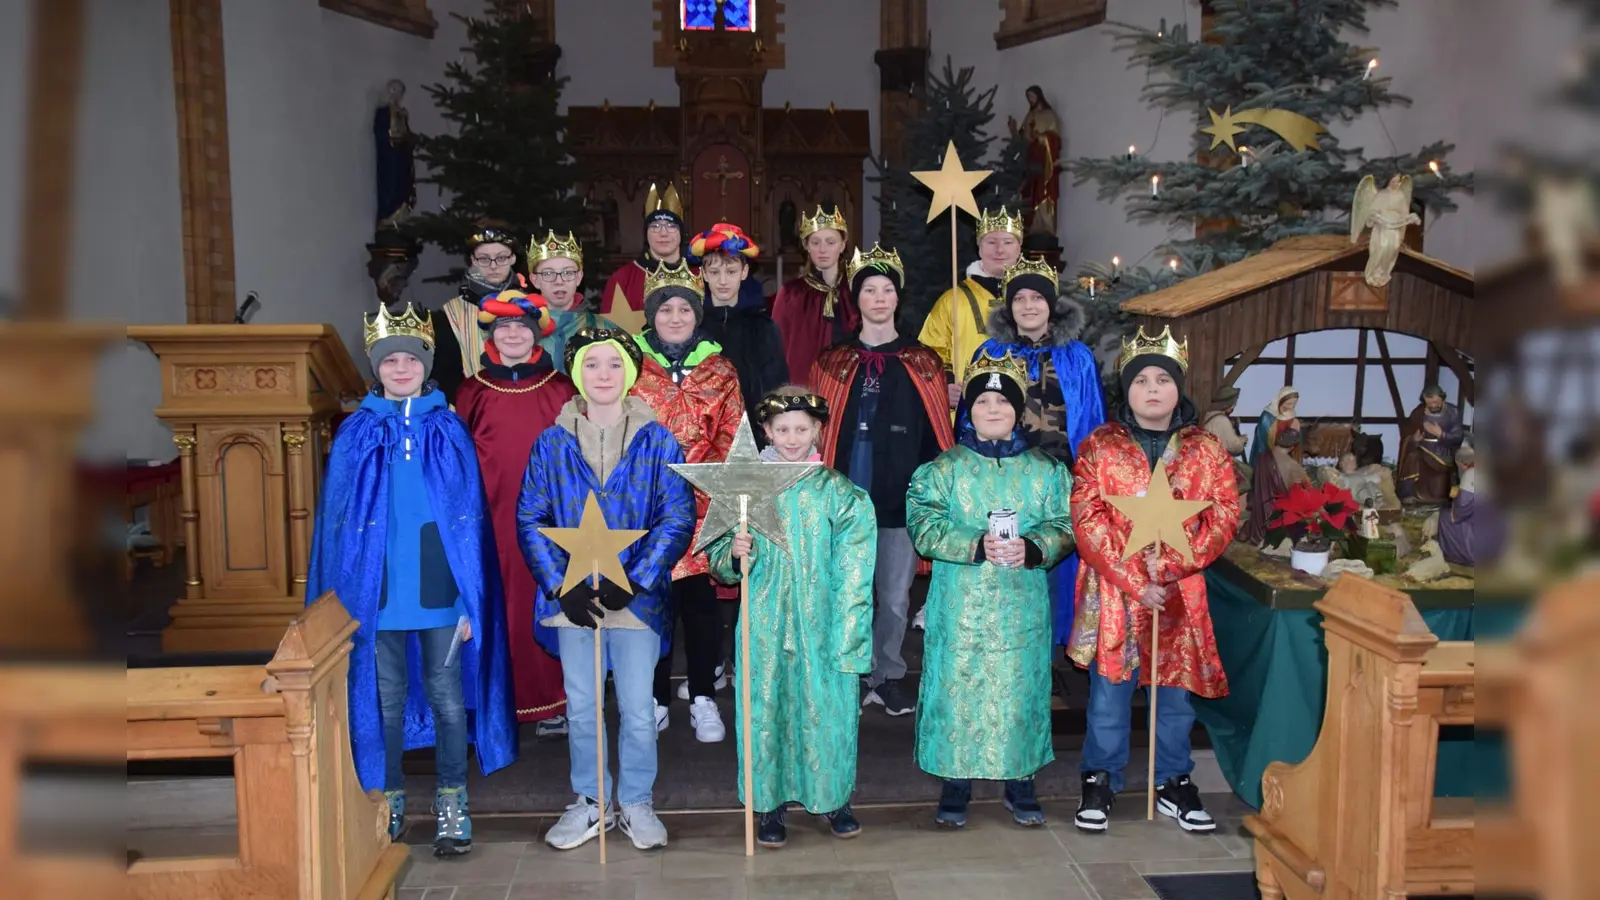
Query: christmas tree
[[404, 3, 589, 283], [870, 57, 1028, 329], [1067, 0, 1474, 305]]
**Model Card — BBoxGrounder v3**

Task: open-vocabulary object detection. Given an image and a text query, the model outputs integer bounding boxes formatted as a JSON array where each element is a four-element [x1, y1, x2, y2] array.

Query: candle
[[1365, 58, 1378, 80], [1111, 255, 1121, 270], [1428, 160, 1441, 177], [1239, 145, 1251, 167], [1128, 144, 1137, 159], [1150, 174, 1161, 197], [1168, 258, 1179, 271]]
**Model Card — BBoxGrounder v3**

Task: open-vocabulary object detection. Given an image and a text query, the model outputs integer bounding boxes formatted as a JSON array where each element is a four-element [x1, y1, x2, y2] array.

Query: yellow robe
[[918, 277, 1001, 379]]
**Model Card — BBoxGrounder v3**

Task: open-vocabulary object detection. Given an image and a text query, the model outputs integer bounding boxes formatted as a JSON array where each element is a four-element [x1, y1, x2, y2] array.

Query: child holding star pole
[[1066, 326, 1240, 835], [517, 328, 695, 853]]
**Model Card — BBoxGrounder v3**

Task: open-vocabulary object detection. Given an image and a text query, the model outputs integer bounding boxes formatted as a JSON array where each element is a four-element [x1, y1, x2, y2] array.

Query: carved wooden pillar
[[20, 0, 84, 319], [282, 424, 312, 592], [876, 0, 928, 176], [173, 429, 203, 599], [170, 0, 238, 324]]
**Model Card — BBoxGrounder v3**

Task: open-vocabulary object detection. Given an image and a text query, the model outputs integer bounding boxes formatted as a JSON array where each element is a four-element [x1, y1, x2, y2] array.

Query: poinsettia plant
[[1268, 482, 1360, 552]]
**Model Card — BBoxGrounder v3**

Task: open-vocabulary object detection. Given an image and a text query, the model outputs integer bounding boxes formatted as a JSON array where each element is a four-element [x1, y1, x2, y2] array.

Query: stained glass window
[[681, 0, 755, 32]]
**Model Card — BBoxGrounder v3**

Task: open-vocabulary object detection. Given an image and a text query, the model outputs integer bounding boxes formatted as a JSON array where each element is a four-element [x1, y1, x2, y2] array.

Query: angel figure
[[1533, 174, 1598, 288], [1350, 174, 1421, 287]]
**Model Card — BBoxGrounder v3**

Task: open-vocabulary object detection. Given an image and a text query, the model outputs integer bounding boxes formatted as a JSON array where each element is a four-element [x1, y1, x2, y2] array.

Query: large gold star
[[1201, 106, 1326, 152], [670, 414, 818, 555], [1105, 459, 1214, 566], [607, 285, 647, 335], [539, 491, 648, 596], [912, 140, 993, 224]]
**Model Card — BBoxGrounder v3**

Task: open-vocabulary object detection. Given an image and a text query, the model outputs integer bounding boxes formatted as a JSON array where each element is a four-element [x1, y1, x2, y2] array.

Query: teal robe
[[707, 467, 877, 813], [541, 305, 618, 372], [906, 445, 1074, 781]]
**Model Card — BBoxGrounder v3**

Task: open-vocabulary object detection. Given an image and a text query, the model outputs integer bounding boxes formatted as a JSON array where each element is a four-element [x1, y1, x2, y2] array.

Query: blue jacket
[[306, 384, 517, 791], [368, 391, 465, 631], [516, 405, 695, 660]]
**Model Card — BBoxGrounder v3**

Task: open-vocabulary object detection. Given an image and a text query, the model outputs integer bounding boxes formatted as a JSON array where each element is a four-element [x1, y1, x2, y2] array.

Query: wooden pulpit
[[128, 325, 365, 652]]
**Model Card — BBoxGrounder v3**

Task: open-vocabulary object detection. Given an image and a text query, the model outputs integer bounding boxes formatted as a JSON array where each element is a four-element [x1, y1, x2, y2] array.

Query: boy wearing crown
[[920, 207, 1025, 407], [455, 289, 577, 741], [965, 257, 1105, 646], [529, 231, 619, 370], [772, 206, 860, 382], [435, 226, 535, 400], [307, 303, 518, 857], [628, 260, 744, 742], [907, 352, 1075, 828], [708, 385, 877, 848], [811, 245, 955, 719], [1067, 327, 1240, 835], [691, 223, 789, 441], [601, 184, 693, 322]]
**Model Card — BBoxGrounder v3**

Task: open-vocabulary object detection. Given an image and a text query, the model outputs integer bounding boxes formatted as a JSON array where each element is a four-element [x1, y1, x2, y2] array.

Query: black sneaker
[[824, 804, 861, 839], [934, 779, 971, 829], [1155, 775, 1216, 832], [1075, 770, 1114, 832], [877, 678, 915, 716], [1003, 778, 1046, 826], [757, 808, 787, 848]]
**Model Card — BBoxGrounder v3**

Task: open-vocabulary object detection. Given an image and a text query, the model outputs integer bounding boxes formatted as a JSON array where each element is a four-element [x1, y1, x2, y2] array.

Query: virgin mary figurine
[[1248, 386, 1300, 468]]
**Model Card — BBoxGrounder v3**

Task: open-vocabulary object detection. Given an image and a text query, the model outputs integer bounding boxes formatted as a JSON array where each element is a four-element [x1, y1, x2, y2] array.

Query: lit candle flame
[[1428, 160, 1441, 176], [1150, 174, 1161, 196], [1112, 255, 1121, 268], [1129, 144, 1137, 156], [1365, 58, 1378, 80], [1169, 258, 1179, 271]]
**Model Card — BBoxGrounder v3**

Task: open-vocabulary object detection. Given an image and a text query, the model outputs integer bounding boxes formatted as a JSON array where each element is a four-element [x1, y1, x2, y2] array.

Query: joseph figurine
[[1397, 385, 1465, 505]]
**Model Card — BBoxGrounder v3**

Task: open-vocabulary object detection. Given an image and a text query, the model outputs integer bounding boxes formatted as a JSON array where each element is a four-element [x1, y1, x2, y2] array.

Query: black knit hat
[[1120, 353, 1186, 399], [964, 358, 1028, 420]]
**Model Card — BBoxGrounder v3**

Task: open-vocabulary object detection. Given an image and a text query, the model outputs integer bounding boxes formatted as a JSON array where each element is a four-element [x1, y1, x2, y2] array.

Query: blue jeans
[[376, 627, 468, 792], [1081, 664, 1195, 793], [557, 627, 660, 806]]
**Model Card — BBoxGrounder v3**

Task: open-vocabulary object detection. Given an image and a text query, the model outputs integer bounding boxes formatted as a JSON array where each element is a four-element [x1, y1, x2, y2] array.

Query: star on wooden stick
[[607, 285, 647, 335], [1106, 459, 1214, 566], [539, 491, 648, 595], [670, 414, 818, 554], [912, 140, 993, 224]]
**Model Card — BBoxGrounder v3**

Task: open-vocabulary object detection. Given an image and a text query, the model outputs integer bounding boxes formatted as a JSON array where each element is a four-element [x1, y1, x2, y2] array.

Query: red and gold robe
[[1067, 423, 1240, 698], [773, 271, 857, 386], [629, 352, 743, 580], [454, 350, 578, 723], [599, 257, 698, 317]]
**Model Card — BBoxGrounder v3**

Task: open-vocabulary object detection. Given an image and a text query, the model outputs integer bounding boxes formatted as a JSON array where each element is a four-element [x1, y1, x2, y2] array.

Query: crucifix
[[702, 154, 746, 219]]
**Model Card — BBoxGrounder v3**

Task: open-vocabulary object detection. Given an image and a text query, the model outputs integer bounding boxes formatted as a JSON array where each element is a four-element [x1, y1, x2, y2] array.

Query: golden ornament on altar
[[912, 141, 993, 224], [1200, 106, 1327, 153], [1106, 458, 1213, 566], [539, 491, 648, 596]]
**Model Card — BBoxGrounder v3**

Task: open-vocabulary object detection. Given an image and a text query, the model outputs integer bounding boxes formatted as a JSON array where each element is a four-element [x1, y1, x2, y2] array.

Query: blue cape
[[961, 337, 1106, 644], [306, 393, 518, 791]]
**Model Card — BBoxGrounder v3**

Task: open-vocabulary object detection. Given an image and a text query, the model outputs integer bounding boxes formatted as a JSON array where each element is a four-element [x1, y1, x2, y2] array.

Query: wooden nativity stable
[[1121, 235, 1476, 418]]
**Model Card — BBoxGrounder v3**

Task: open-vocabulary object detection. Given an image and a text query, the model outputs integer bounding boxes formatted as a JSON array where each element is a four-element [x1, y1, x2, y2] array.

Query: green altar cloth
[[1193, 570, 1483, 808]]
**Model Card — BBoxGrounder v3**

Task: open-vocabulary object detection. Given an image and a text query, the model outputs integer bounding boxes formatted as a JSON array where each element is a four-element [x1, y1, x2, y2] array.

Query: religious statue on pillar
[[1008, 85, 1062, 247]]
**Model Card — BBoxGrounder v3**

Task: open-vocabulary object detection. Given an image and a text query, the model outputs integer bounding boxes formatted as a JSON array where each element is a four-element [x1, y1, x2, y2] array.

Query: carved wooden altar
[[569, 3, 871, 287], [128, 325, 365, 652]]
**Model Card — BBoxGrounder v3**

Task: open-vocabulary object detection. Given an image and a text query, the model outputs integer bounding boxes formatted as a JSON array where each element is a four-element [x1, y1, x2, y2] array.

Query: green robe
[[906, 445, 1074, 781], [541, 305, 618, 372], [707, 467, 877, 813]]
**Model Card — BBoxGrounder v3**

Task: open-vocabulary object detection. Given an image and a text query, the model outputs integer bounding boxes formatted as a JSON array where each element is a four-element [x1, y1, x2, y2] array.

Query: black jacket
[[832, 335, 943, 528], [703, 299, 789, 443], [1117, 395, 1200, 470]]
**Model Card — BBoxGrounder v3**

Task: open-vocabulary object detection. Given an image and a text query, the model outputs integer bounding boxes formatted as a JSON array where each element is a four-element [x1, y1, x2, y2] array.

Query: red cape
[[772, 273, 857, 387]]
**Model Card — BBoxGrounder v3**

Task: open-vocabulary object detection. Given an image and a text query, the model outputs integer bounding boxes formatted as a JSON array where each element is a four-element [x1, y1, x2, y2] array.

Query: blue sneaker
[[433, 786, 472, 857], [1003, 778, 1046, 826], [935, 779, 971, 829], [383, 790, 405, 841]]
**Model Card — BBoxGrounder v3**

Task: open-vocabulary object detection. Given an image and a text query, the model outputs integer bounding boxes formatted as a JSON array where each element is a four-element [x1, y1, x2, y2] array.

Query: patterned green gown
[[707, 467, 877, 813], [906, 445, 1074, 781]]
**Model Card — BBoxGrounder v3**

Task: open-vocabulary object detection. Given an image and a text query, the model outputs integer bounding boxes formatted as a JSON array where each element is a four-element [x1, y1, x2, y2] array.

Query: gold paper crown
[[643, 259, 704, 300], [976, 206, 1025, 241], [1002, 256, 1058, 294], [798, 205, 849, 241], [644, 182, 684, 220], [965, 349, 1029, 395], [364, 303, 435, 353], [1117, 325, 1190, 373], [846, 243, 905, 285], [529, 230, 582, 268]]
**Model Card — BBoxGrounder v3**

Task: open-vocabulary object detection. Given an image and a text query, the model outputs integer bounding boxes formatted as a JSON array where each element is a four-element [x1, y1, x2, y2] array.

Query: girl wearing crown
[[1067, 327, 1240, 835], [528, 231, 619, 371], [919, 207, 1025, 406], [601, 184, 692, 319], [706, 386, 877, 848], [772, 206, 860, 381], [629, 261, 744, 742], [905, 352, 1075, 829], [691, 223, 788, 440], [307, 303, 518, 857], [811, 245, 955, 719], [454, 289, 577, 742]]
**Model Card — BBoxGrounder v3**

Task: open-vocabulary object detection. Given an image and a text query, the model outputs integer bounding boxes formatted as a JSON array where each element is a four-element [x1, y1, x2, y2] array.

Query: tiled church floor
[[395, 793, 1257, 900]]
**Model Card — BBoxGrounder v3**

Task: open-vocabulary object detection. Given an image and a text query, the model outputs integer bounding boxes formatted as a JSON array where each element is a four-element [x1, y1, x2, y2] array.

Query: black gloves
[[560, 582, 605, 629], [1022, 539, 1044, 569], [594, 578, 644, 612]]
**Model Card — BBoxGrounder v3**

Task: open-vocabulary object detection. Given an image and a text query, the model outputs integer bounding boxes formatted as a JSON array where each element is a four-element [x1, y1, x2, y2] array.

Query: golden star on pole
[[607, 285, 648, 335], [539, 491, 648, 596], [670, 414, 818, 555], [1105, 458, 1214, 566], [912, 140, 993, 224]]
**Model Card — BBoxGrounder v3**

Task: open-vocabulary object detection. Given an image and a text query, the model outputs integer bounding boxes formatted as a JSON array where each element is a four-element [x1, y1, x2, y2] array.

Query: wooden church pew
[[1243, 576, 1474, 899], [127, 593, 406, 900]]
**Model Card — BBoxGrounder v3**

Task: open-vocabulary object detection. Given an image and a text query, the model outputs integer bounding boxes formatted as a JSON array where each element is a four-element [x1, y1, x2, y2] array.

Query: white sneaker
[[654, 700, 669, 733], [688, 696, 726, 743], [675, 663, 729, 700], [912, 607, 926, 631], [619, 801, 668, 849], [545, 795, 615, 850]]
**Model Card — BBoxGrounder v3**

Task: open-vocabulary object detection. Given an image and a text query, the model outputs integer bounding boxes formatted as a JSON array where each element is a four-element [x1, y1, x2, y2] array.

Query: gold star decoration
[[607, 285, 648, 335], [1200, 106, 1327, 153], [539, 491, 648, 596], [1105, 458, 1214, 566], [912, 140, 993, 224], [670, 413, 819, 555]]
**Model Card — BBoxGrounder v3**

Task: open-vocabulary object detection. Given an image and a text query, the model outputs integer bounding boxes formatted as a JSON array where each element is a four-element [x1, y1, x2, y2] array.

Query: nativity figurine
[[1397, 385, 1465, 506], [1242, 427, 1312, 546], [1249, 386, 1300, 470], [1351, 174, 1420, 287]]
